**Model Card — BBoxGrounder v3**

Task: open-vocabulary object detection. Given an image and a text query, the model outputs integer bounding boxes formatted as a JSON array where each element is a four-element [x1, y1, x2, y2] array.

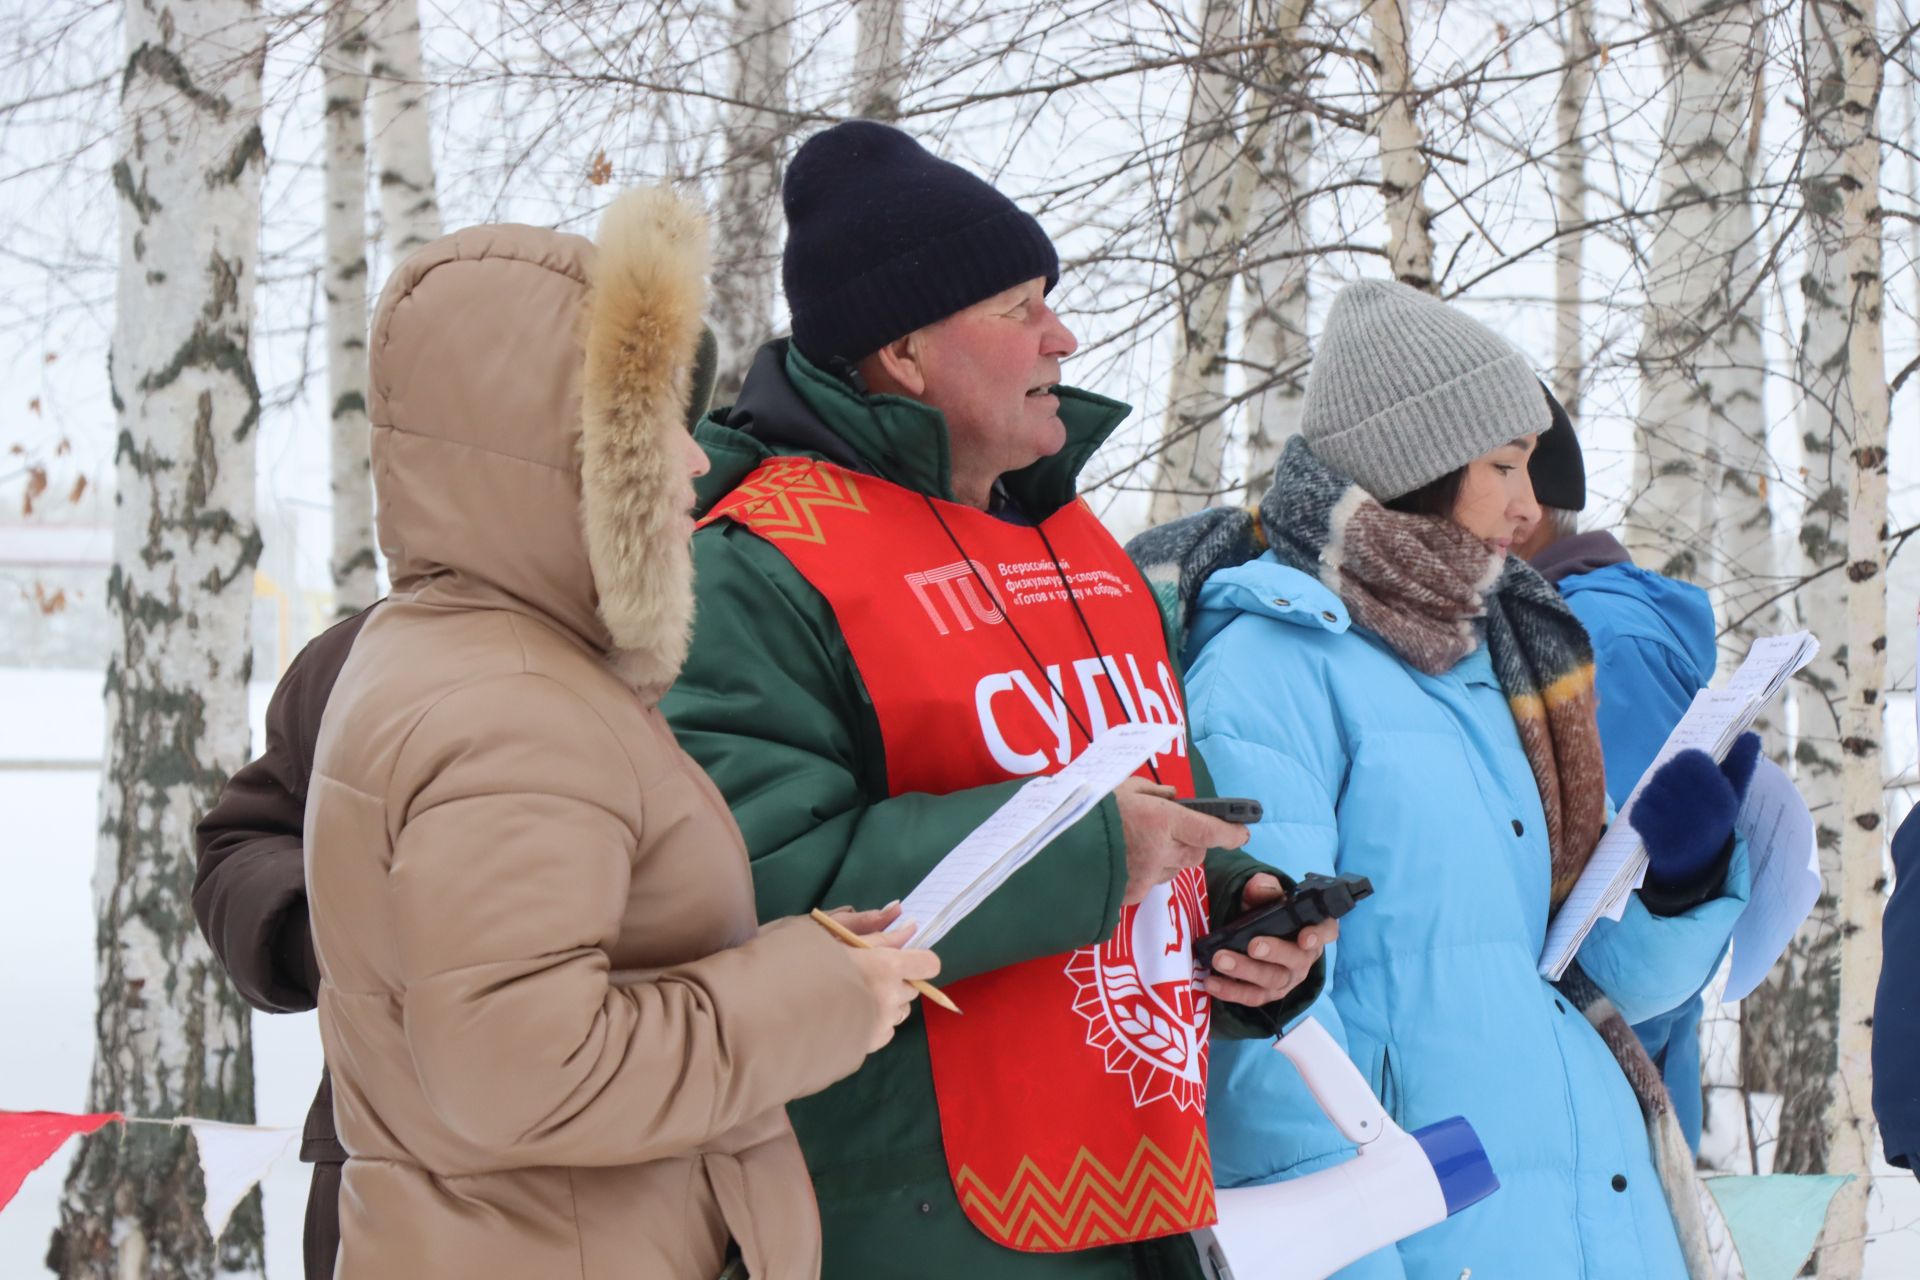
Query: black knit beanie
[[1529, 383, 1587, 511], [781, 121, 1060, 366]]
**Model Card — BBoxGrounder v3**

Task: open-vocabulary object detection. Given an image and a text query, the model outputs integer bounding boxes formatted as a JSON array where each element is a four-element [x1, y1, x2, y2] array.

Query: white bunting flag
[[186, 1120, 299, 1241], [1704, 1173, 1853, 1280]]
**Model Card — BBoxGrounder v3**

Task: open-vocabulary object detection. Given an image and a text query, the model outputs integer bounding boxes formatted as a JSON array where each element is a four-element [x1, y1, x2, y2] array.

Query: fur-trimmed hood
[[367, 187, 708, 694]]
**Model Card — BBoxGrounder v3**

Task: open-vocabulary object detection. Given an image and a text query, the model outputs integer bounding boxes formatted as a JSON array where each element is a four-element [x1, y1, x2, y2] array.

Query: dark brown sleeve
[[193, 607, 372, 1014]]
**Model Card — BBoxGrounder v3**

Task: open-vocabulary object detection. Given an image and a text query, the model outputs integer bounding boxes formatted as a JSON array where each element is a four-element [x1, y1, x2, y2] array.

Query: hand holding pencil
[[812, 903, 954, 1048]]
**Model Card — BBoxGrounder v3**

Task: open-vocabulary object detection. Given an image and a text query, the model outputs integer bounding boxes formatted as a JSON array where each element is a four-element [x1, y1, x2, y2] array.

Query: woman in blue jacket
[[1130, 280, 1753, 1279]]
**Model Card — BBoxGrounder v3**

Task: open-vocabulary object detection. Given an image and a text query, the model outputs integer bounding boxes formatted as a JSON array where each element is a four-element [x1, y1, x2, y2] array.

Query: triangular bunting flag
[[1705, 1173, 1854, 1280], [0, 1111, 120, 1212], [185, 1120, 298, 1241]]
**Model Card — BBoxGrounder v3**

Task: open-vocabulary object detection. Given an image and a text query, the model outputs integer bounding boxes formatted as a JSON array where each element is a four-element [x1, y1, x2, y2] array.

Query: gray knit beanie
[[1302, 279, 1550, 500]]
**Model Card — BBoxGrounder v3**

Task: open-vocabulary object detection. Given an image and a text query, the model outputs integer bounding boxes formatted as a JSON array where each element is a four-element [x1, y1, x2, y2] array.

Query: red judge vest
[[701, 457, 1215, 1253]]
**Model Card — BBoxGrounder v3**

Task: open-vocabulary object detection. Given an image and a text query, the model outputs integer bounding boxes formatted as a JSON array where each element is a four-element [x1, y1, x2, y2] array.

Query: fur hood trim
[[580, 186, 711, 693]]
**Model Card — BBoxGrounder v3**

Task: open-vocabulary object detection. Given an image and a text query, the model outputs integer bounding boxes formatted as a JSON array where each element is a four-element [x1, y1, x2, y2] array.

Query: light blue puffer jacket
[[1187, 554, 1750, 1280]]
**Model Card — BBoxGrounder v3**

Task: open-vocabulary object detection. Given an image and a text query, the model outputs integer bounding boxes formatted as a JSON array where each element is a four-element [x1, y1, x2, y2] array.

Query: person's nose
[[1039, 302, 1078, 359], [1511, 474, 1540, 526]]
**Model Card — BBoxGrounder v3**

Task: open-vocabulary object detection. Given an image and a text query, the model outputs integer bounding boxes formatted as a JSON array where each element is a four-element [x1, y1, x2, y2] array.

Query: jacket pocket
[[1369, 1044, 1404, 1126]]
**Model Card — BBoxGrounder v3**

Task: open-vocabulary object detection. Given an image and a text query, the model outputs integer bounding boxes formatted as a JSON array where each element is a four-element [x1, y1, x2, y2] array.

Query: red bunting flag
[[0, 1111, 121, 1212]]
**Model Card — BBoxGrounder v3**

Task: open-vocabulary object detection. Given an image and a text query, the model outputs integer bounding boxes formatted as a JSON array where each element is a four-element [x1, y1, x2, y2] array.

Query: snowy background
[[2, 672, 320, 1280]]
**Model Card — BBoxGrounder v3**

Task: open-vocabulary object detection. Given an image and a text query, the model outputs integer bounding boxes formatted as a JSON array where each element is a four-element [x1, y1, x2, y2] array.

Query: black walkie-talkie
[[1193, 872, 1373, 969]]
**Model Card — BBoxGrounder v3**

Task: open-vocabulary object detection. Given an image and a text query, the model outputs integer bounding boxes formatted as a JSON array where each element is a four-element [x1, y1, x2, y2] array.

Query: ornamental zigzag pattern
[[720, 459, 867, 544], [953, 1130, 1215, 1251]]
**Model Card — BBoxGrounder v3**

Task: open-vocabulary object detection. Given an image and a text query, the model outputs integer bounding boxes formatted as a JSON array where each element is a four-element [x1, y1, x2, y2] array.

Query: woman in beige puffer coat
[[304, 187, 936, 1280]]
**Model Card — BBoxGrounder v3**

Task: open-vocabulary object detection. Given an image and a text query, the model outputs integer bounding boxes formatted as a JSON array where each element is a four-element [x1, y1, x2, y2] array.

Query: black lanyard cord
[[1035, 523, 1139, 717], [1033, 517, 1168, 787], [920, 493, 1165, 786]]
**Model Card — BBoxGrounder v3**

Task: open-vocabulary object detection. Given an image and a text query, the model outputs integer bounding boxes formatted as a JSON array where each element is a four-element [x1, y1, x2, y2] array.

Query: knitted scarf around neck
[[1127, 436, 1713, 1275], [1264, 437, 1608, 893], [1137, 437, 1609, 890]]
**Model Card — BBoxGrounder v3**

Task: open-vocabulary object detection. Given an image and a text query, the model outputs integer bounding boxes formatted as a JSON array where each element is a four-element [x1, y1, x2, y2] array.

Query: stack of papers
[[898, 720, 1180, 949], [1722, 632, 1821, 706], [1539, 631, 1820, 980]]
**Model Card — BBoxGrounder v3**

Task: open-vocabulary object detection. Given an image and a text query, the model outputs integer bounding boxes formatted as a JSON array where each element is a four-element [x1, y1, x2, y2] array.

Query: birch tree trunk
[[1692, 62, 1779, 1182], [1811, 1, 1887, 1267], [1745, 0, 1883, 1200], [1368, 0, 1433, 290], [852, 0, 905, 121], [1626, 0, 1761, 585], [47, 2, 267, 1276], [367, 0, 441, 261], [325, 0, 376, 618], [1239, 0, 1314, 501], [1708, 214, 1779, 685], [712, 0, 792, 401], [1704, 46, 1778, 690], [1910, 19, 1920, 441], [1672, 12, 1779, 1184], [1552, 0, 1594, 418], [1147, 0, 1248, 524]]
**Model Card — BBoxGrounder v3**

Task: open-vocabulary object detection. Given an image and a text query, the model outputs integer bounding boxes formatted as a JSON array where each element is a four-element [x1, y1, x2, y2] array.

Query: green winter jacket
[[662, 341, 1321, 1280]]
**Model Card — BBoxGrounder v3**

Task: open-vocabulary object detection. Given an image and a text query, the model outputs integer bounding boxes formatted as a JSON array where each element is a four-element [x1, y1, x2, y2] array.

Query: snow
[[1, 664, 1915, 1276], [1, 670, 319, 1280]]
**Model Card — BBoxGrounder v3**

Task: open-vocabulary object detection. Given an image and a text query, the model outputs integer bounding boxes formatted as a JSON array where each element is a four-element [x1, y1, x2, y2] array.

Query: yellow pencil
[[809, 908, 961, 1014]]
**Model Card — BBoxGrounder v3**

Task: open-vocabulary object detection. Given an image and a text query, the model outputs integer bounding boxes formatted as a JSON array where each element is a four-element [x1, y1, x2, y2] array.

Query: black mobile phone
[[1193, 872, 1373, 969], [1176, 796, 1264, 824]]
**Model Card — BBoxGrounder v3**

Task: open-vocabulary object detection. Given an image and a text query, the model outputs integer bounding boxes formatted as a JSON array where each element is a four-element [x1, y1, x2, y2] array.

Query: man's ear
[[865, 332, 928, 398]]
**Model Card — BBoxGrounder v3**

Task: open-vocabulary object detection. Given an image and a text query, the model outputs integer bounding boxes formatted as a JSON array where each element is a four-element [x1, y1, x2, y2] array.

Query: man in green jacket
[[662, 121, 1328, 1279]]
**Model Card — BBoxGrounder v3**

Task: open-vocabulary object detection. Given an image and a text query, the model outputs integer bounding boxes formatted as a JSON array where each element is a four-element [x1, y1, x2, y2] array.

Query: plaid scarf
[[1128, 436, 1711, 1275]]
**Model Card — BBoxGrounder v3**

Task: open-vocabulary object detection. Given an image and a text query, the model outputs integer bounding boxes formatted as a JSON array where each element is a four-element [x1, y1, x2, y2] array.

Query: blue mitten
[[1630, 732, 1761, 908]]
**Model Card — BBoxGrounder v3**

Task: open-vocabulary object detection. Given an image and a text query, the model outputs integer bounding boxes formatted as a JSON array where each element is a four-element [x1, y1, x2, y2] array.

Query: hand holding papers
[[898, 721, 1182, 950], [1540, 631, 1819, 979]]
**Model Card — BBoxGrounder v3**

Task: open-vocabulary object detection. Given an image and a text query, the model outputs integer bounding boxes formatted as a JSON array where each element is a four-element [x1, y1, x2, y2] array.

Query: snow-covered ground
[[1, 670, 319, 1280], [2, 665, 1916, 1277]]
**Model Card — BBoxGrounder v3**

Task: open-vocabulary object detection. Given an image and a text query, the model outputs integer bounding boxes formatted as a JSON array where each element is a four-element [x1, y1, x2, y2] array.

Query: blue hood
[[1185, 554, 1350, 665], [1556, 559, 1718, 813], [1559, 561, 1717, 687]]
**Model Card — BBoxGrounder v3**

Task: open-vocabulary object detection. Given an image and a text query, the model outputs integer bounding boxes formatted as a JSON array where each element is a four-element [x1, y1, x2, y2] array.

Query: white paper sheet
[[1723, 633, 1821, 706], [1539, 631, 1819, 979], [1721, 757, 1821, 1001], [898, 721, 1179, 948]]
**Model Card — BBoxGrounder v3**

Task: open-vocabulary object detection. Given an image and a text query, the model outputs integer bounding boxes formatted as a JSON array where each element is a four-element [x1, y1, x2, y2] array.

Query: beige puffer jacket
[[305, 189, 876, 1280]]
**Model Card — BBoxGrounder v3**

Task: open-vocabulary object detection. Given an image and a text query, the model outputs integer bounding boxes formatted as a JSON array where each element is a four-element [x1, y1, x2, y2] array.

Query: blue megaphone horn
[[1192, 1017, 1500, 1279]]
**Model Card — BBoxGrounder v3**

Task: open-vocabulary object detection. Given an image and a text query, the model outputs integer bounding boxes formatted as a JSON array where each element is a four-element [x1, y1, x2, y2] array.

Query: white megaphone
[[1191, 1017, 1499, 1280]]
